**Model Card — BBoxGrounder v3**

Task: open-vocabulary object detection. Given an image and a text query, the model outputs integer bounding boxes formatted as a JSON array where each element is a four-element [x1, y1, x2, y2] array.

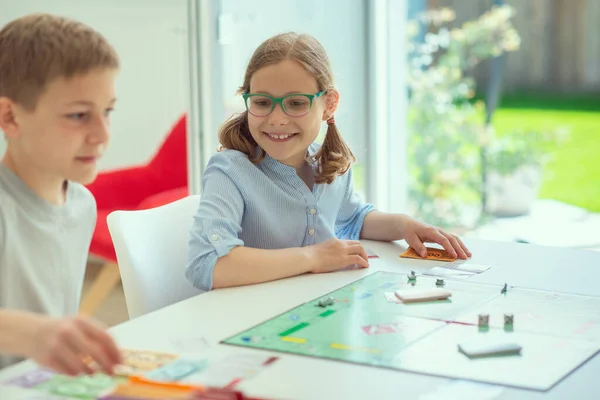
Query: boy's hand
[[399, 216, 471, 260], [308, 239, 370, 273], [29, 316, 121, 376]]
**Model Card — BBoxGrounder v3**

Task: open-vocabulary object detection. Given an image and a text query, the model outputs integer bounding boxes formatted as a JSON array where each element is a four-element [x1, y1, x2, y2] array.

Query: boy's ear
[[0, 98, 20, 138], [322, 89, 339, 121]]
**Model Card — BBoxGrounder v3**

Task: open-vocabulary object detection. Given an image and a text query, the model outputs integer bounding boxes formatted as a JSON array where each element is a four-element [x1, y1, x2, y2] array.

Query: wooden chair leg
[[79, 261, 121, 317]]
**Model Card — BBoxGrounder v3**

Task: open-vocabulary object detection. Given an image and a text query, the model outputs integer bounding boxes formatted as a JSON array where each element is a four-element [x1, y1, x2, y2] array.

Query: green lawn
[[490, 94, 600, 212]]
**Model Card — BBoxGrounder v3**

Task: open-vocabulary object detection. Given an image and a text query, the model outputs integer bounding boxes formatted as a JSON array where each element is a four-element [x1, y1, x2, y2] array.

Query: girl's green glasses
[[243, 91, 326, 117]]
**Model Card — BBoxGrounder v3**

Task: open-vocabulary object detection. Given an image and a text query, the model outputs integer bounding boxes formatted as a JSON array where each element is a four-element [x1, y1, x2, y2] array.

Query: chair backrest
[[107, 195, 203, 319]]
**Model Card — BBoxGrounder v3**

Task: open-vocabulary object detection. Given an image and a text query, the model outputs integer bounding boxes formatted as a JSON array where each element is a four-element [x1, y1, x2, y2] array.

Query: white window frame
[[366, 0, 408, 213], [186, 0, 223, 194]]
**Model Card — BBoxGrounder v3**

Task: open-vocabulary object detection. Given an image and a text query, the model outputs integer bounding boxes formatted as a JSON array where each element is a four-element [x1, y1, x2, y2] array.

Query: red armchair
[[79, 114, 189, 316]]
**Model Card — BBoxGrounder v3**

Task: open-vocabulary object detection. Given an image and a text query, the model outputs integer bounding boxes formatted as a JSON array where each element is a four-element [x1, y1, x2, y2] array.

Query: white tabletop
[[1, 238, 599, 399]]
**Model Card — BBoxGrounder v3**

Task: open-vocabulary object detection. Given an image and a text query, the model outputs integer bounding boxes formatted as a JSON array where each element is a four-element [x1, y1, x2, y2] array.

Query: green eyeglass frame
[[242, 90, 326, 117]]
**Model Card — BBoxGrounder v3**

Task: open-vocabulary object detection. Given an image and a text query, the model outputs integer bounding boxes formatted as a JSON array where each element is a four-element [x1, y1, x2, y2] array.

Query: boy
[[0, 13, 121, 375]]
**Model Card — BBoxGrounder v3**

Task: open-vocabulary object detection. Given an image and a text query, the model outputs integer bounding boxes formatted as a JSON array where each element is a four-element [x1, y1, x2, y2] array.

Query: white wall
[[0, 0, 189, 171]]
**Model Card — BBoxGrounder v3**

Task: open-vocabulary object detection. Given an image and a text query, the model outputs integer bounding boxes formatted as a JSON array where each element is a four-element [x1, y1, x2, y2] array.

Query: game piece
[[478, 313, 489, 327], [400, 246, 457, 262], [504, 313, 514, 326], [436, 278, 445, 286], [317, 297, 334, 307], [407, 270, 417, 281], [458, 340, 522, 358], [394, 288, 451, 303], [501, 283, 508, 294]]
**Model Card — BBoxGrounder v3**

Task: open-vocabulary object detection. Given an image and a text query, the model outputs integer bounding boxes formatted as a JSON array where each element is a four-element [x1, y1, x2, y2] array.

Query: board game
[[222, 271, 600, 391], [3, 350, 278, 399]]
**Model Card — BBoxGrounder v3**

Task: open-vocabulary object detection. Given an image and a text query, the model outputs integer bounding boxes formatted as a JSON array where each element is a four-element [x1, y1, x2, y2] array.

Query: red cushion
[[89, 209, 118, 261], [137, 187, 189, 210]]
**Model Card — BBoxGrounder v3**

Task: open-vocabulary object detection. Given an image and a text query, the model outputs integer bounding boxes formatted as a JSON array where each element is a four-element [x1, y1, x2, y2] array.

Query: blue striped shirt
[[186, 143, 375, 291]]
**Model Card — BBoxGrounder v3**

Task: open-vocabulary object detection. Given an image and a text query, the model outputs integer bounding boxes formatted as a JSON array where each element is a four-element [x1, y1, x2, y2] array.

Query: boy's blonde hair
[[219, 32, 355, 184], [0, 13, 119, 110]]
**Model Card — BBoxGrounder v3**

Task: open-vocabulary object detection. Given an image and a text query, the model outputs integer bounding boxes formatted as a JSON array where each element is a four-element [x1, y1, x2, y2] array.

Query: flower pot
[[485, 165, 542, 217]]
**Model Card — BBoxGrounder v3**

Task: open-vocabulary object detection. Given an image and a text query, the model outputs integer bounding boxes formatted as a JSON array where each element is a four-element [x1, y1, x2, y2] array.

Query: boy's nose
[[88, 116, 110, 143]]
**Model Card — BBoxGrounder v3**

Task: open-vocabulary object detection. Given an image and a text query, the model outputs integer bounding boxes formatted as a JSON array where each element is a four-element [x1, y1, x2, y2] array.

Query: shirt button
[[309, 208, 317, 215], [308, 228, 315, 236], [210, 234, 220, 242]]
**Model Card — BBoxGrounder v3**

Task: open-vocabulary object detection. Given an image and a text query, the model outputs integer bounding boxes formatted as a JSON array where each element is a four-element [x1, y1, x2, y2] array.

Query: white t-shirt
[[0, 163, 97, 369]]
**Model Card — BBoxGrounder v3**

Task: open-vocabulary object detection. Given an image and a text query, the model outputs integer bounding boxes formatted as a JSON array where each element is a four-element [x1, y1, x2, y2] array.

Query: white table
[[1, 239, 599, 399]]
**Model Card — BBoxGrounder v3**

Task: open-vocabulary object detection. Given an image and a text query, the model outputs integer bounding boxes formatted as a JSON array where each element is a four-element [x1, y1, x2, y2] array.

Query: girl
[[186, 32, 470, 292]]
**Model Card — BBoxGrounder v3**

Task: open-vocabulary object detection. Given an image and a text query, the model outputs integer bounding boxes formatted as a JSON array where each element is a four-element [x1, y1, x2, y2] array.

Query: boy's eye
[[104, 108, 115, 117]]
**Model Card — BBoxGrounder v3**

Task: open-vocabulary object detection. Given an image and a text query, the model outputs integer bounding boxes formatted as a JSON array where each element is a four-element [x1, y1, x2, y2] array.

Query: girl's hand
[[399, 216, 471, 260], [307, 239, 370, 273]]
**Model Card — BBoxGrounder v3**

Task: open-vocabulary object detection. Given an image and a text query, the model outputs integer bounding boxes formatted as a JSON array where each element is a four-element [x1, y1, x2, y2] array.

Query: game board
[[222, 271, 600, 391]]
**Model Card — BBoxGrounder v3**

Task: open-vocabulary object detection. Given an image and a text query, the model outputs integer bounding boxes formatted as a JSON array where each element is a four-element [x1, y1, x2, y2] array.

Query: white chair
[[107, 195, 204, 319]]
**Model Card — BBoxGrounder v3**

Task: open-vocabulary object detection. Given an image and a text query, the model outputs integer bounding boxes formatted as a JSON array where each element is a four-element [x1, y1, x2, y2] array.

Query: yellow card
[[400, 246, 457, 262], [83, 349, 178, 377]]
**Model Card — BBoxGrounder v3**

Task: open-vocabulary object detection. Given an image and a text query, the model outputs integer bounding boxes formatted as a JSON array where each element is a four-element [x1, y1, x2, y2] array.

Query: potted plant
[[484, 127, 569, 217]]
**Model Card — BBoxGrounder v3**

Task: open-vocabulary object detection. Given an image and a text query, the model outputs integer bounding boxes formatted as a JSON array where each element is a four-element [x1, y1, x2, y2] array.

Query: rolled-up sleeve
[[186, 163, 245, 292], [335, 168, 375, 240]]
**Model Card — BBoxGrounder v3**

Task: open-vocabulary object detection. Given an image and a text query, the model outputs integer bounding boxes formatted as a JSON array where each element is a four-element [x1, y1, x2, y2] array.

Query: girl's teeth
[[269, 133, 292, 139]]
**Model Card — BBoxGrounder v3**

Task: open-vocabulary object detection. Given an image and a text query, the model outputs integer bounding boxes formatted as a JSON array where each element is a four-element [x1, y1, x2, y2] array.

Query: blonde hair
[[218, 32, 355, 184], [0, 13, 119, 110]]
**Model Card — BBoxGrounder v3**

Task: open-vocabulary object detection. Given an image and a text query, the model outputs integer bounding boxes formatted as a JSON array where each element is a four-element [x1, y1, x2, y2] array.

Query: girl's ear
[[322, 88, 339, 121]]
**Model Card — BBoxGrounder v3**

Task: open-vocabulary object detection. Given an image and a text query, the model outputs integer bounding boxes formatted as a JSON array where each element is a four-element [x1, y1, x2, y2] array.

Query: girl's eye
[[252, 99, 271, 107], [104, 108, 115, 117], [67, 112, 87, 121]]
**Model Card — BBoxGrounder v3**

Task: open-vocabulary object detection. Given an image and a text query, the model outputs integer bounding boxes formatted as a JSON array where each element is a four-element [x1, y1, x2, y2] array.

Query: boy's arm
[[0, 310, 121, 376], [0, 309, 46, 357]]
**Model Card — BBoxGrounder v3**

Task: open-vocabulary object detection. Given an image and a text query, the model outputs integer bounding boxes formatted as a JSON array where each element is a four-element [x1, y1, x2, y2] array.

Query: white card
[[458, 341, 522, 357], [384, 292, 402, 303], [424, 267, 475, 280], [365, 247, 379, 258], [452, 263, 491, 273], [395, 288, 452, 303]]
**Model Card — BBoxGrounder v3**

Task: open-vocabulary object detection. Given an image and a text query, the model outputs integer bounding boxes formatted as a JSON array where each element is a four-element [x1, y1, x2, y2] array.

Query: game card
[[365, 247, 379, 258], [424, 267, 475, 280], [115, 349, 179, 376], [451, 263, 491, 274], [384, 292, 402, 304], [3, 368, 55, 388], [85, 349, 179, 377], [145, 359, 208, 382], [400, 247, 457, 262]]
